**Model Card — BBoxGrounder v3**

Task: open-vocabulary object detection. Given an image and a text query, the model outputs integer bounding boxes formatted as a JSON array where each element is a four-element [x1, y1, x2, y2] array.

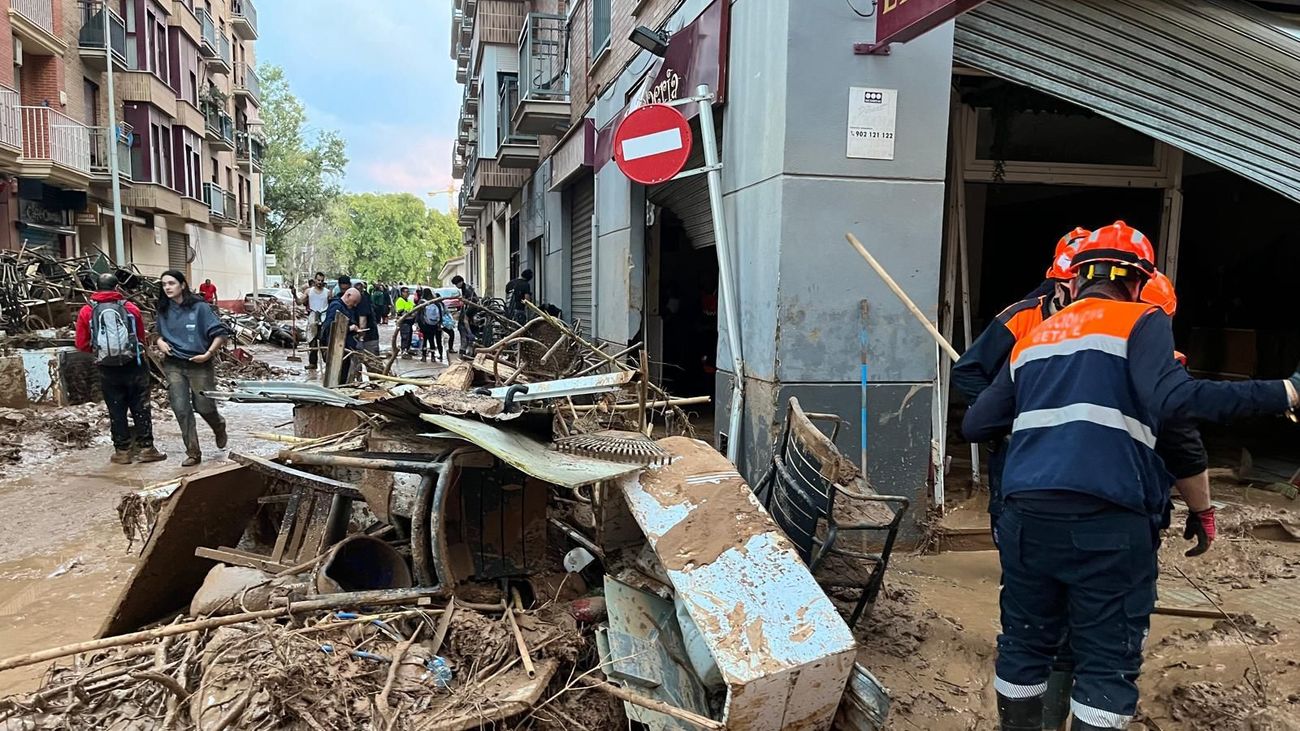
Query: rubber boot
[[1041, 669, 1072, 730], [110, 449, 133, 465], [998, 693, 1043, 731], [1070, 718, 1107, 731]]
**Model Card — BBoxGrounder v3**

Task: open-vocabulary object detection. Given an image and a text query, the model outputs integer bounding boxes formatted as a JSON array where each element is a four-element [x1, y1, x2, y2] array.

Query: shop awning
[[955, 0, 1300, 203]]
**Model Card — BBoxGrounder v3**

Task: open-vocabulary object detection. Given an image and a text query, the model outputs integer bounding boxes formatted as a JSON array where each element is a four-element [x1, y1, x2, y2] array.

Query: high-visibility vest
[[1004, 298, 1172, 516]]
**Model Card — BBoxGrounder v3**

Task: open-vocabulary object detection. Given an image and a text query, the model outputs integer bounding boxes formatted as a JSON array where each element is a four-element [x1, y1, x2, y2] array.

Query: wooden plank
[[269, 487, 304, 562], [436, 361, 475, 390], [98, 464, 269, 637], [194, 546, 291, 574], [297, 493, 339, 563]]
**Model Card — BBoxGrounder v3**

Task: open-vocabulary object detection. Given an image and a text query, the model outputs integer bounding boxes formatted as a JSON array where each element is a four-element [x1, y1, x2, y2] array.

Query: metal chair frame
[[757, 398, 910, 627]]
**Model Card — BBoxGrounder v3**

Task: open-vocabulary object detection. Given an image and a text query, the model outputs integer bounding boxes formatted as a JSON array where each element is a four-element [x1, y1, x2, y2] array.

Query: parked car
[[244, 288, 296, 307], [433, 286, 462, 310]]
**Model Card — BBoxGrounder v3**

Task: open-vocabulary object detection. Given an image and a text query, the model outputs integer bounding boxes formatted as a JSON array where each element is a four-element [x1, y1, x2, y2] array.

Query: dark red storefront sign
[[855, 0, 989, 54]]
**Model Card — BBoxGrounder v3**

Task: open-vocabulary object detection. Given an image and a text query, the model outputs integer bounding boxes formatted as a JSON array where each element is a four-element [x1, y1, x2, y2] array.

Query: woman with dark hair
[[154, 269, 230, 466]]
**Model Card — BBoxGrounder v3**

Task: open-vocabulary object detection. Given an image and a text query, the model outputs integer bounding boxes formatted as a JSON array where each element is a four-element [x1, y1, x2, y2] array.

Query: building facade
[[0, 0, 264, 305], [451, 0, 1300, 536]]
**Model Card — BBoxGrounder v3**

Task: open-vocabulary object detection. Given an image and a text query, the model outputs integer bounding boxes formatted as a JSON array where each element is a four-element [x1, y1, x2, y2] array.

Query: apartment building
[[0, 0, 264, 303], [452, 0, 1300, 537]]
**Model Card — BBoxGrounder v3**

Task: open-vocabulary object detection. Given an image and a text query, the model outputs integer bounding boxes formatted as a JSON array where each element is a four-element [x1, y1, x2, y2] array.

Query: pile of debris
[[0, 403, 107, 466], [2, 306, 905, 730]]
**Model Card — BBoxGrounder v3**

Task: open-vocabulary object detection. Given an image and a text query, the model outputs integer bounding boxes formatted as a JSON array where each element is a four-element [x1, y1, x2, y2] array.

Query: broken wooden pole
[[573, 677, 724, 730]]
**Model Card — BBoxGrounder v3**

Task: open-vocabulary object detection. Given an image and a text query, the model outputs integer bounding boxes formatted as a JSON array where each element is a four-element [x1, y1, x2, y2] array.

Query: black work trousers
[[100, 362, 155, 451]]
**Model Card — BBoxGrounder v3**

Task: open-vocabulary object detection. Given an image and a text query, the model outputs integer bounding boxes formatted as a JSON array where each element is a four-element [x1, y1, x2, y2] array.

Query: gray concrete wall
[[712, 0, 954, 528]]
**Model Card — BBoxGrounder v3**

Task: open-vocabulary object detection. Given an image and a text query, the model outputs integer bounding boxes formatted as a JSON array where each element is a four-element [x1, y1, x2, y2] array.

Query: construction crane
[[426, 185, 459, 213]]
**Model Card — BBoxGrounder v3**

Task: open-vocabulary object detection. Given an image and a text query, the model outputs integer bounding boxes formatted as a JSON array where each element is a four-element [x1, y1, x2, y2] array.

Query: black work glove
[[1183, 507, 1216, 557]]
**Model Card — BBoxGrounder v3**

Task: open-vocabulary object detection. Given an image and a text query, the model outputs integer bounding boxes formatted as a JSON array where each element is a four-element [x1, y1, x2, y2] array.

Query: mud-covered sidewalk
[[856, 478, 1300, 729]]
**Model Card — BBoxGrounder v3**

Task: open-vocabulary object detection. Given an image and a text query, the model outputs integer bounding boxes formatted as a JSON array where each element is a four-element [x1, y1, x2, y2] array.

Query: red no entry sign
[[613, 104, 693, 185]]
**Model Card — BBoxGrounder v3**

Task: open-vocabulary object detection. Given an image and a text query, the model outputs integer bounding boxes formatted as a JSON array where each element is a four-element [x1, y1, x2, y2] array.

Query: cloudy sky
[[256, 1, 459, 212]]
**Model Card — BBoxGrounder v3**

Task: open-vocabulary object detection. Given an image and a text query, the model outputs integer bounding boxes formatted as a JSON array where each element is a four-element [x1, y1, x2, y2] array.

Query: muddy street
[[858, 479, 1300, 730]]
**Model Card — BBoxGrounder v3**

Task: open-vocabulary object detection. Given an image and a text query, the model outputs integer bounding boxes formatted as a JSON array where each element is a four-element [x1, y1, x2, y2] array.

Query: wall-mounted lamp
[[629, 25, 669, 57]]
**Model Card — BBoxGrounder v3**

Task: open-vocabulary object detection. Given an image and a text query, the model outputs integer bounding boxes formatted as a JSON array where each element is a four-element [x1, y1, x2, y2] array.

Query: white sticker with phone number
[[847, 87, 898, 160]]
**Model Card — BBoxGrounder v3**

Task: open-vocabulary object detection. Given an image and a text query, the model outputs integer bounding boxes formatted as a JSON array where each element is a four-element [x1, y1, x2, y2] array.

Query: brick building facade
[[0, 0, 265, 304]]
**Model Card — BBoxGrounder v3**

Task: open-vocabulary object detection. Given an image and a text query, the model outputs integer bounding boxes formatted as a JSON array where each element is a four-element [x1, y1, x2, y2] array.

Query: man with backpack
[[75, 273, 166, 465]]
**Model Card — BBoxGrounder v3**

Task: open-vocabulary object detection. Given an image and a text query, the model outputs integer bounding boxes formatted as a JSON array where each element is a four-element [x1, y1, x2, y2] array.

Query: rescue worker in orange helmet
[[956, 232, 1215, 730], [964, 221, 1300, 730], [953, 227, 1089, 535]]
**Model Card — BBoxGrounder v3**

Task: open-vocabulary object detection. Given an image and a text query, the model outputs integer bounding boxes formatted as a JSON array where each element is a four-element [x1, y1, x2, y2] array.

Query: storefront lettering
[[18, 198, 66, 227], [643, 69, 682, 106]]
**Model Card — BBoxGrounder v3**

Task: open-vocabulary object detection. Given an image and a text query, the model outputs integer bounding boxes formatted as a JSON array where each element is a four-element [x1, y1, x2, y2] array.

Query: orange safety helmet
[[1140, 271, 1177, 316], [1045, 227, 1092, 281], [1069, 220, 1157, 279]]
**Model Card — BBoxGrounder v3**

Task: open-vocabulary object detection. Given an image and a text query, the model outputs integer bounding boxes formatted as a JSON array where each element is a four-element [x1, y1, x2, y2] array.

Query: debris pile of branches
[[0, 593, 605, 731]]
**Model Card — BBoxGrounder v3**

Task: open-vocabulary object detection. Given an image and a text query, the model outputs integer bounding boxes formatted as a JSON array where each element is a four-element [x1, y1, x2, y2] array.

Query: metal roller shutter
[[167, 231, 191, 274], [18, 227, 59, 255], [569, 176, 595, 336], [955, 0, 1300, 203], [646, 118, 716, 249]]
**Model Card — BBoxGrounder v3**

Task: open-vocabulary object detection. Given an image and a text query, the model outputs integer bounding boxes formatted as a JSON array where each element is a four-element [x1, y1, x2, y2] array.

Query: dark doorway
[[649, 209, 718, 406]]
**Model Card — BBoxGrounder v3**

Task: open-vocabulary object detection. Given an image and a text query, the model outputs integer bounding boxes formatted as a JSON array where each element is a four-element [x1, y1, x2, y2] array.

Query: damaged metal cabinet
[[607, 436, 858, 730]]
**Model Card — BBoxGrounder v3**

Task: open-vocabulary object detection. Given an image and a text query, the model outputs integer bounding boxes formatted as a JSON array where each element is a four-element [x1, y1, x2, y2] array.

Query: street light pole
[[103, 2, 126, 264]]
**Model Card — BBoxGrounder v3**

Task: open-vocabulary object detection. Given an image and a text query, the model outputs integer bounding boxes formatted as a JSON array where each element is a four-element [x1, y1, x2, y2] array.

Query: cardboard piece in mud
[[99, 463, 270, 636], [609, 437, 857, 730]]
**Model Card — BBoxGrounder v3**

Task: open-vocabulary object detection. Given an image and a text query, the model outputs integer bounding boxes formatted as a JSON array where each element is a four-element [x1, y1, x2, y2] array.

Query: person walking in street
[[75, 273, 166, 465], [505, 269, 534, 324], [394, 286, 415, 358], [198, 278, 217, 304], [963, 221, 1300, 731], [417, 288, 446, 363], [452, 275, 478, 356], [332, 275, 351, 299], [302, 272, 331, 371], [155, 269, 229, 467], [372, 282, 391, 325], [321, 287, 362, 381]]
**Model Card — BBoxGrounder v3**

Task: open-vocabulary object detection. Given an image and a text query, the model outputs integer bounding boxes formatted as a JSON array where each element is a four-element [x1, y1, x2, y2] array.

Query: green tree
[[274, 214, 345, 285], [329, 194, 463, 283], [259, 64, 348, 254]]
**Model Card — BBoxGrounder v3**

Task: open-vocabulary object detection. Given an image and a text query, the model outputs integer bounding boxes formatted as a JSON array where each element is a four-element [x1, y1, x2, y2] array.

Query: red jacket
[[75, 291, 147, 354], [198, 282, 217, 302]]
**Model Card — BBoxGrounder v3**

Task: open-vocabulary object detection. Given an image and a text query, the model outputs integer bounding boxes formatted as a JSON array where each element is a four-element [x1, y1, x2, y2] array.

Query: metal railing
[[203, 182, 230, 218], [216, 32, 232, 68], [11, 0, 54, 33], [20, 107, 91, 173], [235, 63, 260, 103], [198, 8, 217, 54], [0, 87, 21, 152], [465, 144, 479, 198], [232, 0, 257, 36], [89, 123, 133, 181], [519, 13, 568, 102], [203, 103, 235, 146], [236, 131, 263, 167], [78, 3, 128, 61], [497, 77, 535, 146]]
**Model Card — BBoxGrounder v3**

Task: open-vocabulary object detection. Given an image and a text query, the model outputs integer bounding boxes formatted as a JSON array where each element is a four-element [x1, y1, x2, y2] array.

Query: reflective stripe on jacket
[[1003, 298, 1170, 516]]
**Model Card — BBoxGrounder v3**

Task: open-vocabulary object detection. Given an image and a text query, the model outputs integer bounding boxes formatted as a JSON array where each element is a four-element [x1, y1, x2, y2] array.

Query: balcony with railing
[[10, 0, 65, 55], [514, 13, 569, 135], [231, 0, 258, 40], [78, 2, 128, 72], [203, 103, 236, 151], [197, 8, 218, 57], [208, 30, 232, 71], [0, 87, 22, 156], [203, 182, 236, 220], [234, 63, 261, 106], [89, 123, 134, 184], [236, 130, 263, 172], [20, 107, 92, 184], [496, 76, 538, 169], [239, 202, 265, 233]]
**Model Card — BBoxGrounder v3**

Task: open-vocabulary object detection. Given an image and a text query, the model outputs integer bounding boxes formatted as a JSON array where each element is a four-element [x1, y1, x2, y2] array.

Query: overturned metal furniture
[[755, 397, 910, 627]]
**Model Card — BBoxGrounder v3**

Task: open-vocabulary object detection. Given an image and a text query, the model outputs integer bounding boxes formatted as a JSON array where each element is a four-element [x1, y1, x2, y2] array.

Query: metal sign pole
[[695, 84, 745, 464], [103, 2, 126, 265]]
